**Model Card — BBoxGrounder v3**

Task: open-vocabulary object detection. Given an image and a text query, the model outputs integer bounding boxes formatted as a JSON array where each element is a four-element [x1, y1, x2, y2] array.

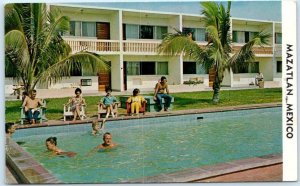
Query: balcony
[[63, 38, 277, 57], [63, 38, 120, 53], [232, 44, 273, 56], [123, 40, 161, 54]]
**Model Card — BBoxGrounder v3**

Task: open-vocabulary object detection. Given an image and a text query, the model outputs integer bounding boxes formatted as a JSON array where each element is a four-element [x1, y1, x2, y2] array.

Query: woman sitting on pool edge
[[46, 137, 77, 157]]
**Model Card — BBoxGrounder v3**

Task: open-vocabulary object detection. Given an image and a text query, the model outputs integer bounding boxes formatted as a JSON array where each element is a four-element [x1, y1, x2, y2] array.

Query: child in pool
[[91, 119, 106, 136], [45, 137, 77, 157]]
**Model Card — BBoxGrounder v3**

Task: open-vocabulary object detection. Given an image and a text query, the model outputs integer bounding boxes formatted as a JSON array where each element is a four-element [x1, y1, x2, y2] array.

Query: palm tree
[[158, 1, 271, 103], [5, 3, 108, 93]]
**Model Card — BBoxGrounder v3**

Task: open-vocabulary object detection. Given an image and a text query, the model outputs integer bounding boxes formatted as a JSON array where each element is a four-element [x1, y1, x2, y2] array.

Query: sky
[[63, 1, 281, 22]]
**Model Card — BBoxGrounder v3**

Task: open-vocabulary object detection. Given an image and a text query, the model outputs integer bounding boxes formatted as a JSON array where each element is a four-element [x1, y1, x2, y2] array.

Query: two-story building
[[5, 3, 282, 92]]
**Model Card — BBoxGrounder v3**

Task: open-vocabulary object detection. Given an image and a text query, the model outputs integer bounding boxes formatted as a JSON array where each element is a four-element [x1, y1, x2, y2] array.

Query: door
[[96, 22, 110, 51], [98, 61, 111, 91], [208, 68, 216, 87]]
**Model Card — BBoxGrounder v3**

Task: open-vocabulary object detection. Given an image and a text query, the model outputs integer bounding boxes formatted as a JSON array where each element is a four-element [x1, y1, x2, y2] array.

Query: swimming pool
[[13, 107, 282, 183]]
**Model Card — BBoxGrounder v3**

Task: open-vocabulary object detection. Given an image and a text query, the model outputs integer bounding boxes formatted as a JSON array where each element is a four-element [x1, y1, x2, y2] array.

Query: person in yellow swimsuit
[[126, 88, 147, 115]]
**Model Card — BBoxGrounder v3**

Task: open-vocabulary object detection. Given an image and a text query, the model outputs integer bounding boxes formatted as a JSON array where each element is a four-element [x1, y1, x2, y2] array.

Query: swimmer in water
[[97, 132, 117, 149], [45, 137, 76, 157], [91, 119, 106, 136]]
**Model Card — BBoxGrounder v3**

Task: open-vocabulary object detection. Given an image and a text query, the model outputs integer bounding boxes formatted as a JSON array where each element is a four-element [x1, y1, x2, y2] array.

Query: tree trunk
[[212, 73, 221, 103]]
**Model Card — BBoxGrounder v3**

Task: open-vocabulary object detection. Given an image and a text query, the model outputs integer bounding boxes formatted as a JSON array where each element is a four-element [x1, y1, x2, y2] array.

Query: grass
[[5, 88, 282, 123]]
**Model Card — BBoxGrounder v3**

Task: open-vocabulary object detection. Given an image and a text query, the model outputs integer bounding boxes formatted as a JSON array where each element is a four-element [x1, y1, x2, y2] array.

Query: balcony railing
[[123, 40, 161, 53], [232, 44, 273, 55], [64, 38, 276, 56], [63, 38, 120, 53]]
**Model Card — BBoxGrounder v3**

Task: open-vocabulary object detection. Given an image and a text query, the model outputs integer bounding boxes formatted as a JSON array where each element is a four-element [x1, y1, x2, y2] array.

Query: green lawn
[[5, 88, 282, 123]]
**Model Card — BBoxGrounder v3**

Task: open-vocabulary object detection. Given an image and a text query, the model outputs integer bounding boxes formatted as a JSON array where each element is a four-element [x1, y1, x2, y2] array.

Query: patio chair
[[63, 100, 86, 121], [20, 99, 47, 125], [98, 102, 120, 119], [126, 101, 147, 116]]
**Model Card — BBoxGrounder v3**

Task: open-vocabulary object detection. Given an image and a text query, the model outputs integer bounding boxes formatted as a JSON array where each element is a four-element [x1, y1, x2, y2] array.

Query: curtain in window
[[248, 62, 259, 73], [237, 31, 245, 43], [126, 24, 139, 39], [249, 32, 258, 41], [155, 26, 167, 39], [82, 22, 96, 37], [127, 62, 140, 75], [195, 28, 206, 41], [276, 33, 282, 44], [197, 64, 207, 74], [74, 22, 81, 36], [157, 62, 168, 75]]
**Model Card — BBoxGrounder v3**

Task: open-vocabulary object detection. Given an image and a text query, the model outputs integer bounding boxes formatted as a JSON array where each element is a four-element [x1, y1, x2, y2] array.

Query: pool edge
[[5, 138, 61, 184]]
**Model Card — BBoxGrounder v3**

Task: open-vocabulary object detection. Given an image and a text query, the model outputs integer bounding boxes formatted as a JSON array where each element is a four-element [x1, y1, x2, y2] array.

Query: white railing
[[123, 40, 161, 53], [232, 44, 273, 55], [63, 37, 120, 53]]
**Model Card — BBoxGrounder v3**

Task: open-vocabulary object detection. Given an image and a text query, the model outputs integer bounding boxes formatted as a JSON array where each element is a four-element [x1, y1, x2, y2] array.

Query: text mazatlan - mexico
[[286, 44, 294, 139]]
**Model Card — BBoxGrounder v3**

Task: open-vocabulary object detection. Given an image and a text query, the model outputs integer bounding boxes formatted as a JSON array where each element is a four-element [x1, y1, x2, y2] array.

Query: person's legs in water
[[156, 94, 163, 111]]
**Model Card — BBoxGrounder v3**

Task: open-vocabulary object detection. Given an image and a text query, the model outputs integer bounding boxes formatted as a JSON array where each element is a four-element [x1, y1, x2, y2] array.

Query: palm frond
[[35, 52, 109, 86]]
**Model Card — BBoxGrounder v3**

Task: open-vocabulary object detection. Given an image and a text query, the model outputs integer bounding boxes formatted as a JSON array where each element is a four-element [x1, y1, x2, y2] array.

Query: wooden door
[[208, 68, 216, 87], [98, 62, 111, 91], [96, 22, 110, 51]]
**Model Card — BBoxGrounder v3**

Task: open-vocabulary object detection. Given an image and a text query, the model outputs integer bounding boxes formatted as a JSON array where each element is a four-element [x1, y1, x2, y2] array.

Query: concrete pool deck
[[6, 103, 282, 183]]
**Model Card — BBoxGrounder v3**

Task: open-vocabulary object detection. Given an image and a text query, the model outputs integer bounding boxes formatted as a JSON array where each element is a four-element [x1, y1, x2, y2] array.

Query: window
[[157, 62, 168, 75], [82, 22, 96, 37], [69, 21, 96, 37], [233, 62, 259, 73], [183, 28, 195, 40], [140, 25, 154, 39], [140, 62, 155, 75], [183, 62, 197, 74], [277, 61, 282, 73], [70, 21, 81, 36], [248, 62, 259, 73], [127, 62, 140, 75], [124, 24, 167, 40], [155, 26, 168, 39], [125, 24, 139, 39], [275, 33, 282, 44], [70, 64, 82, 76], [195, 28, 207, 41], [232, 31, 258, 43], [126, 61, 168, 75]]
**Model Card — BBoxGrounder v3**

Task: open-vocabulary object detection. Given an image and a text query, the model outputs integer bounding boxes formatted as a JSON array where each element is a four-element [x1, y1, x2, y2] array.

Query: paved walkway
[[197, 163, 282, 182], [5, 84, 269, 100]]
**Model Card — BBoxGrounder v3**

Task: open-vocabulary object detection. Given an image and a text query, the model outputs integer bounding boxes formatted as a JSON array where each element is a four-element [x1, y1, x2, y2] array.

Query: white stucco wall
[[258, 57, 273, 81], [48, 76, 98, 90], [109, 55, 123, 91]]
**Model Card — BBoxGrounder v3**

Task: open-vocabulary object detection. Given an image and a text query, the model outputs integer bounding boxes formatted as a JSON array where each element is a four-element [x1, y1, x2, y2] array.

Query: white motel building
[[5, 3, 282, 92]]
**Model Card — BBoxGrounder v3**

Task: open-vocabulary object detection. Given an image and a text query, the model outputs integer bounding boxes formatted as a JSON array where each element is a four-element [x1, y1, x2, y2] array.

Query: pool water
[[14, 107, 282, 183]]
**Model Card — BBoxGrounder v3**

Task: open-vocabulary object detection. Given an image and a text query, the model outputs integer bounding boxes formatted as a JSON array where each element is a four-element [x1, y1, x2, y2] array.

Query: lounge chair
[[98, 102, 120, 119], [20, 100, 47, 124], [126, 101, 147, 116], [63, 100, 86, 121]]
